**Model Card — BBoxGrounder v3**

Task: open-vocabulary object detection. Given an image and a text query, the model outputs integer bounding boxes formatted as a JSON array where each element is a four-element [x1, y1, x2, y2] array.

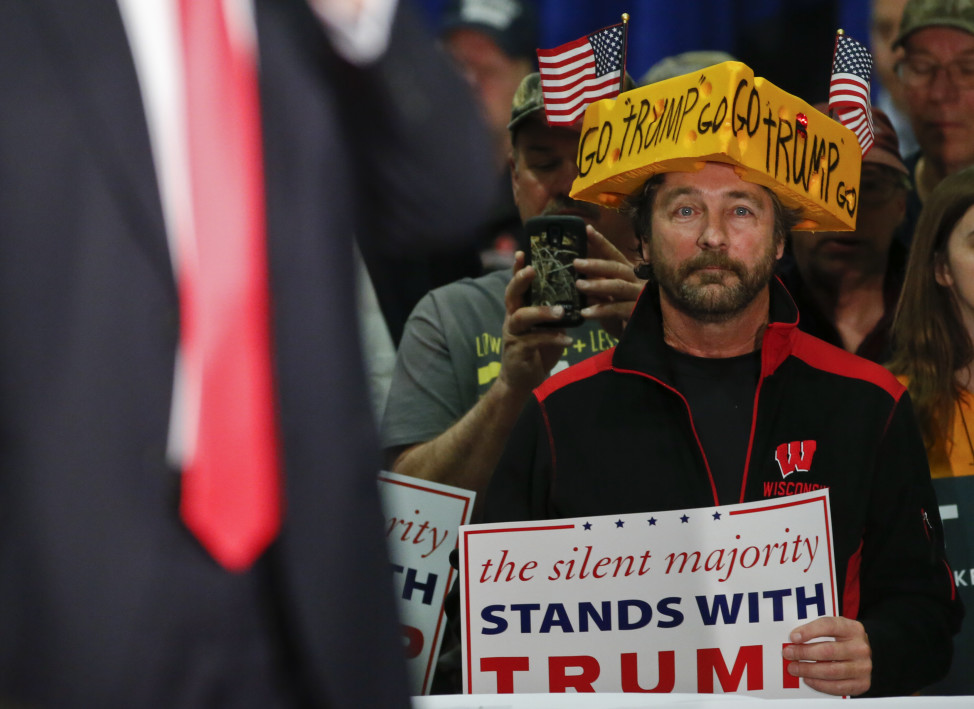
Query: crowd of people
[[2, 0, 974, 705], [382, 0, 974, 698]]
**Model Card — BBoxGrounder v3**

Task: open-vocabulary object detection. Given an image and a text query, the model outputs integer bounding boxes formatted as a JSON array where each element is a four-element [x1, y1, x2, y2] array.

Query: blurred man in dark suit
[[0, 0, 493, 706]]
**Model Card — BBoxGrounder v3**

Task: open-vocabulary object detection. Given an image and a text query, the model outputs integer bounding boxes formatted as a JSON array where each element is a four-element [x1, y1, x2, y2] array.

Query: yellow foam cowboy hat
[[570, 61, 863, 231]]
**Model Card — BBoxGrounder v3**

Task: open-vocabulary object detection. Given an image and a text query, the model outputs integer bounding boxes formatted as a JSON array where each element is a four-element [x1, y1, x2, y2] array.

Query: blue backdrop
[[414, 0, 874, 104]]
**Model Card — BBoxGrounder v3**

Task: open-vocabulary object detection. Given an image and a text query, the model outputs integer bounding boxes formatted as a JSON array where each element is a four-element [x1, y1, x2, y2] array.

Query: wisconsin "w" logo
[[774, 440, 817, 478]]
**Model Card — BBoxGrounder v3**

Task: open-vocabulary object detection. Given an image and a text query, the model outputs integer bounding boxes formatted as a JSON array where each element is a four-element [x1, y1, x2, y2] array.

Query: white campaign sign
[[460, 490, 837, 698], [379, 471, 475, 695]]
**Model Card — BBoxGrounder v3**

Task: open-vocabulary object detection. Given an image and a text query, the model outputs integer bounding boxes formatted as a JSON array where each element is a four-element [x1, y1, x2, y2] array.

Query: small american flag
[[537, 23, 625, 126], [829, 32, 874, 155]]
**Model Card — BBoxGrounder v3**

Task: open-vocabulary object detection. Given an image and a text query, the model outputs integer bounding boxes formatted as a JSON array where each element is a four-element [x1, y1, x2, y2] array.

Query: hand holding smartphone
[[523, 215, 587, 327]]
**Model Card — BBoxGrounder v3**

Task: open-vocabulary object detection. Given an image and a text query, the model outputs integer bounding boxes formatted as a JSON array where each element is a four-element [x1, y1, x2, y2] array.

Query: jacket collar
[[612, 276, 799, 382]]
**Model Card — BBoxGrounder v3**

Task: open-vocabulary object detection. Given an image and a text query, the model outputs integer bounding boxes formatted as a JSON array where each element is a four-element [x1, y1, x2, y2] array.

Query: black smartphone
[[523, 215, 587, 328]]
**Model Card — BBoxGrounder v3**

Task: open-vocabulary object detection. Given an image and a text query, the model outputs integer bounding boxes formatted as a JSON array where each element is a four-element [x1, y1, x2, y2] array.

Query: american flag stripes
[[537, 23, 625, 125], [829, 33, 874, 155]]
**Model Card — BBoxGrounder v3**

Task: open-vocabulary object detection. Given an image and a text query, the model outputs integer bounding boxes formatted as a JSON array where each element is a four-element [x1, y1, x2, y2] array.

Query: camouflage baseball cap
[[641, 50, 737, 85], [893, 0, 974, 48], [507, 72, 637, 134]]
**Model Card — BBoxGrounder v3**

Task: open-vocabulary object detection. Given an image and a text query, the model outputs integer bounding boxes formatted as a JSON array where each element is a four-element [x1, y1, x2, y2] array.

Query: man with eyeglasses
[[870, 0, 918, 157], [778, 107, 910, 363], [894, 0, 974, 246]]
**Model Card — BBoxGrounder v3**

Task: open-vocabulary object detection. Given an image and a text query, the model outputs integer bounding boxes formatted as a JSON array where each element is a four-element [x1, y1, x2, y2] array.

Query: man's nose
[[927, 65, 960, 102], [697, 213, 729, 249]]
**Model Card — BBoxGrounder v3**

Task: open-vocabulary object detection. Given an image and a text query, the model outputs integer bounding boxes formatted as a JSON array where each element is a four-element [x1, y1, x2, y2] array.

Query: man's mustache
[[677, 251, 746, 279]]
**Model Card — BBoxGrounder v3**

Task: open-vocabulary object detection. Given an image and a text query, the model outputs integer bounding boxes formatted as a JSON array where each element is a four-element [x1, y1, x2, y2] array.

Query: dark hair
[[624, 169, 802, 259], [888, 166, 974, 447], [625, 173, 667, 246]]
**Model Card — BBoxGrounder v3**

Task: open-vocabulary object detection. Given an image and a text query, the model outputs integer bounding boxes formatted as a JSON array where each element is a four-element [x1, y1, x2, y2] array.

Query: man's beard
[[649, 241, 779, 323]]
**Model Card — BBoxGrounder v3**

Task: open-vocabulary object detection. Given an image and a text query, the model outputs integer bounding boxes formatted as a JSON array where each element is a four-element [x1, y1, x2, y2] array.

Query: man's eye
[[958, 62, 974, 77], [909, 60, 935, 75], [676, 206, 694, 217], [733, 206, 753, 217]]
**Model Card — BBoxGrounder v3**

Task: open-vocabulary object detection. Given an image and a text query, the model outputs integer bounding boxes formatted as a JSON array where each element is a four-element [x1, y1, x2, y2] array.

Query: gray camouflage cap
[[894, 0, 974, 48], [641, 50, 737, 85], [507, 73, 544, 133], [507, 72, 636, 134]]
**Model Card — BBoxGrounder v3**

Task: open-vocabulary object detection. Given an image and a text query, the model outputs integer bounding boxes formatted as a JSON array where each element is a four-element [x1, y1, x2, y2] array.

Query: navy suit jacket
[[0, 0, 492, 706]]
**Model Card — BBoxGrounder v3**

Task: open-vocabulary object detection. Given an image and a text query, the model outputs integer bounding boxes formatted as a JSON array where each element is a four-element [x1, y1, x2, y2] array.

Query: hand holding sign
[[784, 615, 872, 696]]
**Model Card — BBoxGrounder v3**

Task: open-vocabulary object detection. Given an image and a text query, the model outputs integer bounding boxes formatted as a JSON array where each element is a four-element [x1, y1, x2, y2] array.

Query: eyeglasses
[[859, 172, 907, 207], [897, 57, 974, 90], [859, 179, 900, 207]]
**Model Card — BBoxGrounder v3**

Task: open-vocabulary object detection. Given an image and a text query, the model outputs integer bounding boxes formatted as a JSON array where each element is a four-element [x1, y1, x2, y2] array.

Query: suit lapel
[[27, 0, 175, 296]]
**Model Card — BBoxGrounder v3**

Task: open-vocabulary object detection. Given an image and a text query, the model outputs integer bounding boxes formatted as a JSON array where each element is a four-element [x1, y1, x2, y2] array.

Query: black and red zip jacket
[[484, 278, 963, 696]]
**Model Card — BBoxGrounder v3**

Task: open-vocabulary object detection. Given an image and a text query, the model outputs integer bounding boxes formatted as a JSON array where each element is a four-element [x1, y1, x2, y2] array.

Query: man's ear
[[639, 235, 652, 266], [934, 251, 954, 288]]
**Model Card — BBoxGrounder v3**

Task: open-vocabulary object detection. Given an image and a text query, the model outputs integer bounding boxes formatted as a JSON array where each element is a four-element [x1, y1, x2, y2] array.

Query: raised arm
[[386, 252, 570, 509]]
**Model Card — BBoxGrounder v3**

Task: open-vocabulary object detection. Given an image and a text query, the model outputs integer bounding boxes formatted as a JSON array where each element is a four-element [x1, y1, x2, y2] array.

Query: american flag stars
[[590, 25, 624, 77], [537, 22, 626, 125], [829, 32, 875, 155], [833, 34, 872, 78]]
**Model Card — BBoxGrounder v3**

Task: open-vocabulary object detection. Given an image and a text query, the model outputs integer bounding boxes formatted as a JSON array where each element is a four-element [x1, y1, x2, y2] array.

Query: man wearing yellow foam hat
[[483, 62, 962, 696]]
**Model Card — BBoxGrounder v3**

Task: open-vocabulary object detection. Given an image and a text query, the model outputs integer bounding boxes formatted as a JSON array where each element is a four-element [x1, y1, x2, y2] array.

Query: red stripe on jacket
[[534, 349, 615, 403], [790, 330, 905, 402]]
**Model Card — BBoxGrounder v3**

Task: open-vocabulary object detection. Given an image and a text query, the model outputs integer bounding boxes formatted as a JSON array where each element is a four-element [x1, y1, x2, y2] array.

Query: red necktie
[[177, 0, 282, 571]]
